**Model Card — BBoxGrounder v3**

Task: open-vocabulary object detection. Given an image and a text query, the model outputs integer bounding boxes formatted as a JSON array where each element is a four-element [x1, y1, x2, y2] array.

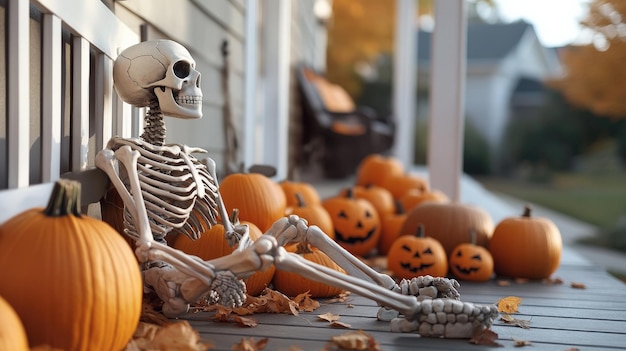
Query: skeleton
[[95, 40, 498, 338]]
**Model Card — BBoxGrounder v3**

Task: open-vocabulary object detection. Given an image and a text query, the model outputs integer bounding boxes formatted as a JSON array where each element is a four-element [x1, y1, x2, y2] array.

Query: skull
[[113, 40, 202, 119]]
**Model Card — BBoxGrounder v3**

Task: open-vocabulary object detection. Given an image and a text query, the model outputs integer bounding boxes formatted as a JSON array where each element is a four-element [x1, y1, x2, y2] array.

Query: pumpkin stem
[[44, 179, 82, 217], [469, 228, 477, 245], [415, 224, 425, 238], [296, 241, 313, 254], [522, 205, 532, 218], [395, 199, 405, 215], [230, 208, 240, 224], [345, 187, 355, 199], [295, 192, 306, 207]]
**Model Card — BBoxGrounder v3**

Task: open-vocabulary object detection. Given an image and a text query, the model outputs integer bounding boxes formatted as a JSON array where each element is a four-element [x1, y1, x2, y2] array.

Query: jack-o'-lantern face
[[449, 243, 493, 282], [322, 191, 380, 257], [387, 231, 448, 279]]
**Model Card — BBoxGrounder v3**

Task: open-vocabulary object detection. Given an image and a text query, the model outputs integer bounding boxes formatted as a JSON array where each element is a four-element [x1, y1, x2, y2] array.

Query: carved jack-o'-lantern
[[449, 230, 493, 282], [387, 225, 448, 279], [322, 188, 380, 257]]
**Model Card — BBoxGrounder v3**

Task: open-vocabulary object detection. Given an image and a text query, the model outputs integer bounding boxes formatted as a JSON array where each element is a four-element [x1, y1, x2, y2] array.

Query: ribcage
[[110, 138, 219, 243]]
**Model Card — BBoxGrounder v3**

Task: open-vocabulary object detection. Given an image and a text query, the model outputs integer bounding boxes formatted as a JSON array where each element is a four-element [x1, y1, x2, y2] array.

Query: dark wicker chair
[[296, 65, 395, 178]]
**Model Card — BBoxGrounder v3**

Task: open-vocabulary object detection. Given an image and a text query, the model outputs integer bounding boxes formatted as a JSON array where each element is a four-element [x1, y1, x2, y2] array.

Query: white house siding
[[115, 0, 247, 172]]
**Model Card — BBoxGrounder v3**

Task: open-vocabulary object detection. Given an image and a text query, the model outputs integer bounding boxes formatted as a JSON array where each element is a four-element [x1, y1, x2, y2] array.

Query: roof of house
[[417, 20, 534, 62]]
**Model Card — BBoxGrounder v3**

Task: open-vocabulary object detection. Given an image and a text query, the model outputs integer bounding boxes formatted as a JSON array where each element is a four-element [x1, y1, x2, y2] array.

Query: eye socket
[[173, 61, 191, 78], [338, 210, 347, 218], [471, 254, 482, 261]]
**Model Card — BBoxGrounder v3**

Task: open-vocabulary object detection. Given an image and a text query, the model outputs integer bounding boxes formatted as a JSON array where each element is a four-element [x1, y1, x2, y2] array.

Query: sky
[[495, 0, 592, 47]]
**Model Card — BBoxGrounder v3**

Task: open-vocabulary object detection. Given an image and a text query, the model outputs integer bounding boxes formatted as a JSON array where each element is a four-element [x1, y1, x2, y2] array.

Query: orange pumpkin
[[322, 189, 381, 257], [338, 184, 395, 219], [280, 180, 321, 206], [400, 201, 494, 256], [220, 172, 287, 232], [377, 201, 408, 256], [387, 225, 448, 279], [382, 173, 429, 200], [0, 180, 142, 351], [173, 209, 275, 296], [399, 188, 449, 212], [286, 193, 334, 239], [272, 243, 346, 298], [355, 154, 404, 187], [489, 206, 562, 280], [0, 295, 28, 351], [449, 229, 494, 282]]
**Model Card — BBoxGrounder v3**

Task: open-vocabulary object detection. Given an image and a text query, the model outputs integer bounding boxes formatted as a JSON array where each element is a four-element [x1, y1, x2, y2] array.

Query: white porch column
[[243, 0, 259, 171], [391, 0, 417, 169], [261, 0, 291, 179], [427, 0, 467, 201]]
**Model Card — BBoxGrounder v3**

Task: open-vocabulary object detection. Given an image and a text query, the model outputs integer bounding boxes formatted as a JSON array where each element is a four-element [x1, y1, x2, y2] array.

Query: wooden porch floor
[[184, 246, 626, 350]]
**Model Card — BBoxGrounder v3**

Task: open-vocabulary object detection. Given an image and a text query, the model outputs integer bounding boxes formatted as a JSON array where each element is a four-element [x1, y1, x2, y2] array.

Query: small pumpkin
[[0, 179, 142, 351], [272, 242, 346, 298], [280, 180, 321, 206], [399, 188, 449, 212], [338, 184, 395, 219], [400, 201, 494, 256], [387, 224, 448, 279], [0, 295, 28, 351], [220, 172, 287, 232], [377, 201, 408, 256], [286, 193, 334, 238], [322, 188, 381, 257], [489, 206, 562, 280], [173, 209, 275, 296], [449, 229, 494, 282], [355, 154, 404, 188], [382, 173, 429, 200]]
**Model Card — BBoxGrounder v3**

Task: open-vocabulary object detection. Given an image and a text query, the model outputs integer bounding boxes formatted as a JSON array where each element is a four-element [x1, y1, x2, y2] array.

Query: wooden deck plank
[[181, 246, 625, 350]]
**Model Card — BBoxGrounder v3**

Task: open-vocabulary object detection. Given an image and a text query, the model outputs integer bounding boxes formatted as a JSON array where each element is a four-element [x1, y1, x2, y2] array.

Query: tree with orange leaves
[[547, 0, 626, 118]]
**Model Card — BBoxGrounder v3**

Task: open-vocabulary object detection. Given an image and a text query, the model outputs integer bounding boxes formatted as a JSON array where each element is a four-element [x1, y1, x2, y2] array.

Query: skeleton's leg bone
[[272, 245, 419, 316], [266, 215, 396, 289]]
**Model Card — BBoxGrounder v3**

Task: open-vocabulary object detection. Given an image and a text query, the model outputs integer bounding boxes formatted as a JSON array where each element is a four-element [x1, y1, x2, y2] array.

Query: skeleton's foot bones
[[390, 299, 499, 338]]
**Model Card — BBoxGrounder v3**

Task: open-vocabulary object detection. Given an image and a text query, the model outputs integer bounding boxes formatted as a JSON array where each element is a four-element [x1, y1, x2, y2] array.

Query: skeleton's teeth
[[175, 95, 202, 105]]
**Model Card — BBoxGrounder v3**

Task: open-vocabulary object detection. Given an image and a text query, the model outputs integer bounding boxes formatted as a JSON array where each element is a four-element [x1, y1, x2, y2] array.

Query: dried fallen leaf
[[497, 296, 522, 313], [330, 321, 352, 328], [232, 337, 269, 351], [330, 330, 381, 350], [543, 277, 564, 285], [324, 291, 351, 304], [514, 278, 529, 284], [233, 315, 258, 327], [571, 282, 586, 289], [496, 280, 511, 287], [318, 312, 341, 323], [293, 291, 321, 312], [500, 314, 531, 329], [512, 338, 532, 347], [469, 328, 502, 347], [125, 321, 213, 351]]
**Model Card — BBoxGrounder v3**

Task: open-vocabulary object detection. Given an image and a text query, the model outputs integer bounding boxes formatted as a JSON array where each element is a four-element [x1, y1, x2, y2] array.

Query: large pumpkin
[[355, 154, 404, 187], [173, 209, 275, 296], [489, 206, 562, 279], [220, 172, 287, 232], [0, 180, 142, 351], [0, 295, 28, 351], [272, 243, 346, 298], [322, 189, 381, 257], [400, 201, 494, 256], [449, 229, 494, 282], [387, 225, 448, 279]]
